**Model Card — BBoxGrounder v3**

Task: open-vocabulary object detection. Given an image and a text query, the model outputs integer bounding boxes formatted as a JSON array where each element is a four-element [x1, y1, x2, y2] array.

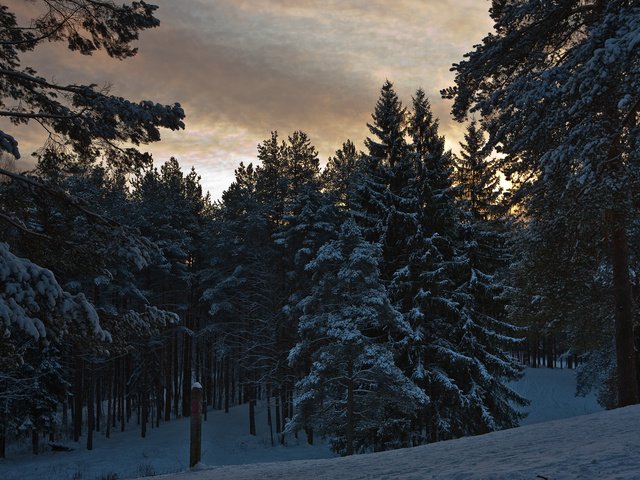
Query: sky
[[6, 0, 494, 198]]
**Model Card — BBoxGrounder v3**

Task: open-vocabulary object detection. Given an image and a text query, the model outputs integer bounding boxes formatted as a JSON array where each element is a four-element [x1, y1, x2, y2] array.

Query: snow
[[0, 367, 607, 480], [509, 367, 602, 425], [0, 399, 335, 479], [156, 405, 640, 480]]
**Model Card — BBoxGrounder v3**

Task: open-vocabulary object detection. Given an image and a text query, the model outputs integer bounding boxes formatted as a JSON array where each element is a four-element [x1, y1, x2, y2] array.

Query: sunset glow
[[5, 0, 493, 197]]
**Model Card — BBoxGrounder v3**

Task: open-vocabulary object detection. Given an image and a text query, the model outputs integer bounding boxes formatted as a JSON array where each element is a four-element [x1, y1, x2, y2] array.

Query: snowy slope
[[0, 367, 604, 480], [0, 400, 335, 480], [158, 405, 640, 480]]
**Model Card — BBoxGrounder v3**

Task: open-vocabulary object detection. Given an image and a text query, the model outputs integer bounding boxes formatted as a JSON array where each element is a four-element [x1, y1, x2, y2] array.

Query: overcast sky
[[8, 1, 494, 198]]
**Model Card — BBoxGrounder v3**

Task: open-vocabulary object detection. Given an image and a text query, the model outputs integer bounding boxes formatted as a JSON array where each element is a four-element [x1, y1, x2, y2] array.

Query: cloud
[[4, 0, 493, 197]]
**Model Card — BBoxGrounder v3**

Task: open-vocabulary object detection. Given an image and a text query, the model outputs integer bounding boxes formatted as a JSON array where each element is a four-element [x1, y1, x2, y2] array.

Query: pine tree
[[445, 0, 640, 406], [357, 81, 409, 243]]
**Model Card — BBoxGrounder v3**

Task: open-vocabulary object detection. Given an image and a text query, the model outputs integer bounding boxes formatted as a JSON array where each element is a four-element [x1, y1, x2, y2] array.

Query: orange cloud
[[4, 0, 493, 198]]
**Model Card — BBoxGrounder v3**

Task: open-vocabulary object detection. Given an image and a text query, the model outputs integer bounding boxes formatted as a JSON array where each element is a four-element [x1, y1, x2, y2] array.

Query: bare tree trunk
[[182, 331, 192, 417], [346, 359, 354, 456], [0, 422, 5, 458], [165, 344, 172, 422], [224, 357, 230, 414], [249, 398, 256, 436], [106, 366, 113, 439], [275, 389, 281, 436], [610, 214, 640, 406], [267, 388, 274, 447], [87, 372, 94, 451], [73, 355, 83, 442], [31, 429, 39, 455], [141, 393, 148, 438], [546, 334, 554, 369], [95, 378, 101, 432], [173, 334, 180, 418]]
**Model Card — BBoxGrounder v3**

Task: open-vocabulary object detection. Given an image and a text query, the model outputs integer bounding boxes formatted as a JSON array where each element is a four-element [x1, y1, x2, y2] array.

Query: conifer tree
[[455, 121, 502, 221], [288, 219, 426, 455], [445, 0, 640, 406], [322, 140, 361, 211], [401, 91, 525, 442], [356, 81, 409, 243]]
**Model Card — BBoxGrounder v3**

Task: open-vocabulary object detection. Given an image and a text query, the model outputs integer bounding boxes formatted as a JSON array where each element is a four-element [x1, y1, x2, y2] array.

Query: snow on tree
[[444, 0, 640, 406], [397, 91, 526, 442], [0, 242, 108, 345], [288, 219, 427, 456], [354, 81, 409, 243]]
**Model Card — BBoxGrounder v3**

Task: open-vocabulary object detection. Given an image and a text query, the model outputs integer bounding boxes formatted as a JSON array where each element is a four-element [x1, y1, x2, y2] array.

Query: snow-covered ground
[[0, 367, 606, 479], [510, 366, 602, 425], [161, 405, 640, 480], [0, 400, 335, 480]]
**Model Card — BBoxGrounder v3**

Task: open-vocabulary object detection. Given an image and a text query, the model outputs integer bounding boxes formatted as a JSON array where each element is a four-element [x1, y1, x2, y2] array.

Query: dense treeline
[[1, 0, 639, 461]]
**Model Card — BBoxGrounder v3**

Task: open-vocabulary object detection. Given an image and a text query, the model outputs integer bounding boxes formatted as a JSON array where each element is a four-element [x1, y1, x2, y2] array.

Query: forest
[[1, 0, 639, 462]]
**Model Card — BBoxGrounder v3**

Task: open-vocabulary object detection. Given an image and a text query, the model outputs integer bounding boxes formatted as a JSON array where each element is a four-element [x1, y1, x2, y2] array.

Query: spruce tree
[[403, 91, 525, 442], [455, 121, 502, 221], [288, 219, 426, 455], [322, 140, 361, 211]]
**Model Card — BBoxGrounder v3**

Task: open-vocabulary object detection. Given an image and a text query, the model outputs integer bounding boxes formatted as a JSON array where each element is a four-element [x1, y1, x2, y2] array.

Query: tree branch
[[0, 110, 83, 120], [0, 212, 52, 240], [0, 166, 119, 227]]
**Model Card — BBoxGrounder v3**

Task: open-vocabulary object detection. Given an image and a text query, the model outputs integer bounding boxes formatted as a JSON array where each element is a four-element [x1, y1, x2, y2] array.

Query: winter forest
[[1, 0, 639, 472]]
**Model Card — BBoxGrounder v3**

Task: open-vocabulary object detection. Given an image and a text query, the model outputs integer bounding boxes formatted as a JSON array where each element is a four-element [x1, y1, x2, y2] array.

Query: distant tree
[[322, 140, 361, 211], [454, 121, 502, 221], [0, 1, 186, 451]]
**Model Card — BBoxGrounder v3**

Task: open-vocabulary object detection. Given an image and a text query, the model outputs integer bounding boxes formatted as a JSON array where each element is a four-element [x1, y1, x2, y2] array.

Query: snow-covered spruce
[[0, 242, 109, 343], [288, 219, 426, 455]]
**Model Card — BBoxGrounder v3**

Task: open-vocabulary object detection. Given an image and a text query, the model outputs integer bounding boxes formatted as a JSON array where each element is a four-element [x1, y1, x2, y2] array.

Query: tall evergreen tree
[[445, 0, 640, 406], [288, 219, 426, 455], [322, 140, 361, 211], [400, 91, 525, 442]]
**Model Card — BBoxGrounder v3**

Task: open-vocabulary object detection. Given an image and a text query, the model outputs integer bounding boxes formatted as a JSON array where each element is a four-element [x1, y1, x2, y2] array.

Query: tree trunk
[[249, 398, 256, 436], [546, 334, 554, 369], [267, 389, 274, 447], [182, 331, 192, 417], [224, 357, 230, 414], [95, 378, 101, 432], [173, 334, 180, 418], [165, 344, 172, 422], [73, 355, 83, 442], [0, 422, 5, 458], [106, 366, 113, 439], [274, 390, 281, 435], [610, 215, 640, 406], [87, 372, 94, 451], [280, 387, 288, 434], [141, 394, 148, 438], [31, 429, 39, 455], [346, 359, 355, 456]]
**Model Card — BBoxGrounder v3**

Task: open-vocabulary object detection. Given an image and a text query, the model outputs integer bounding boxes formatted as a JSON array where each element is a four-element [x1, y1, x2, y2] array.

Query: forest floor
[[161, 404, 639, 480], [0, 367, 605, 480]]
